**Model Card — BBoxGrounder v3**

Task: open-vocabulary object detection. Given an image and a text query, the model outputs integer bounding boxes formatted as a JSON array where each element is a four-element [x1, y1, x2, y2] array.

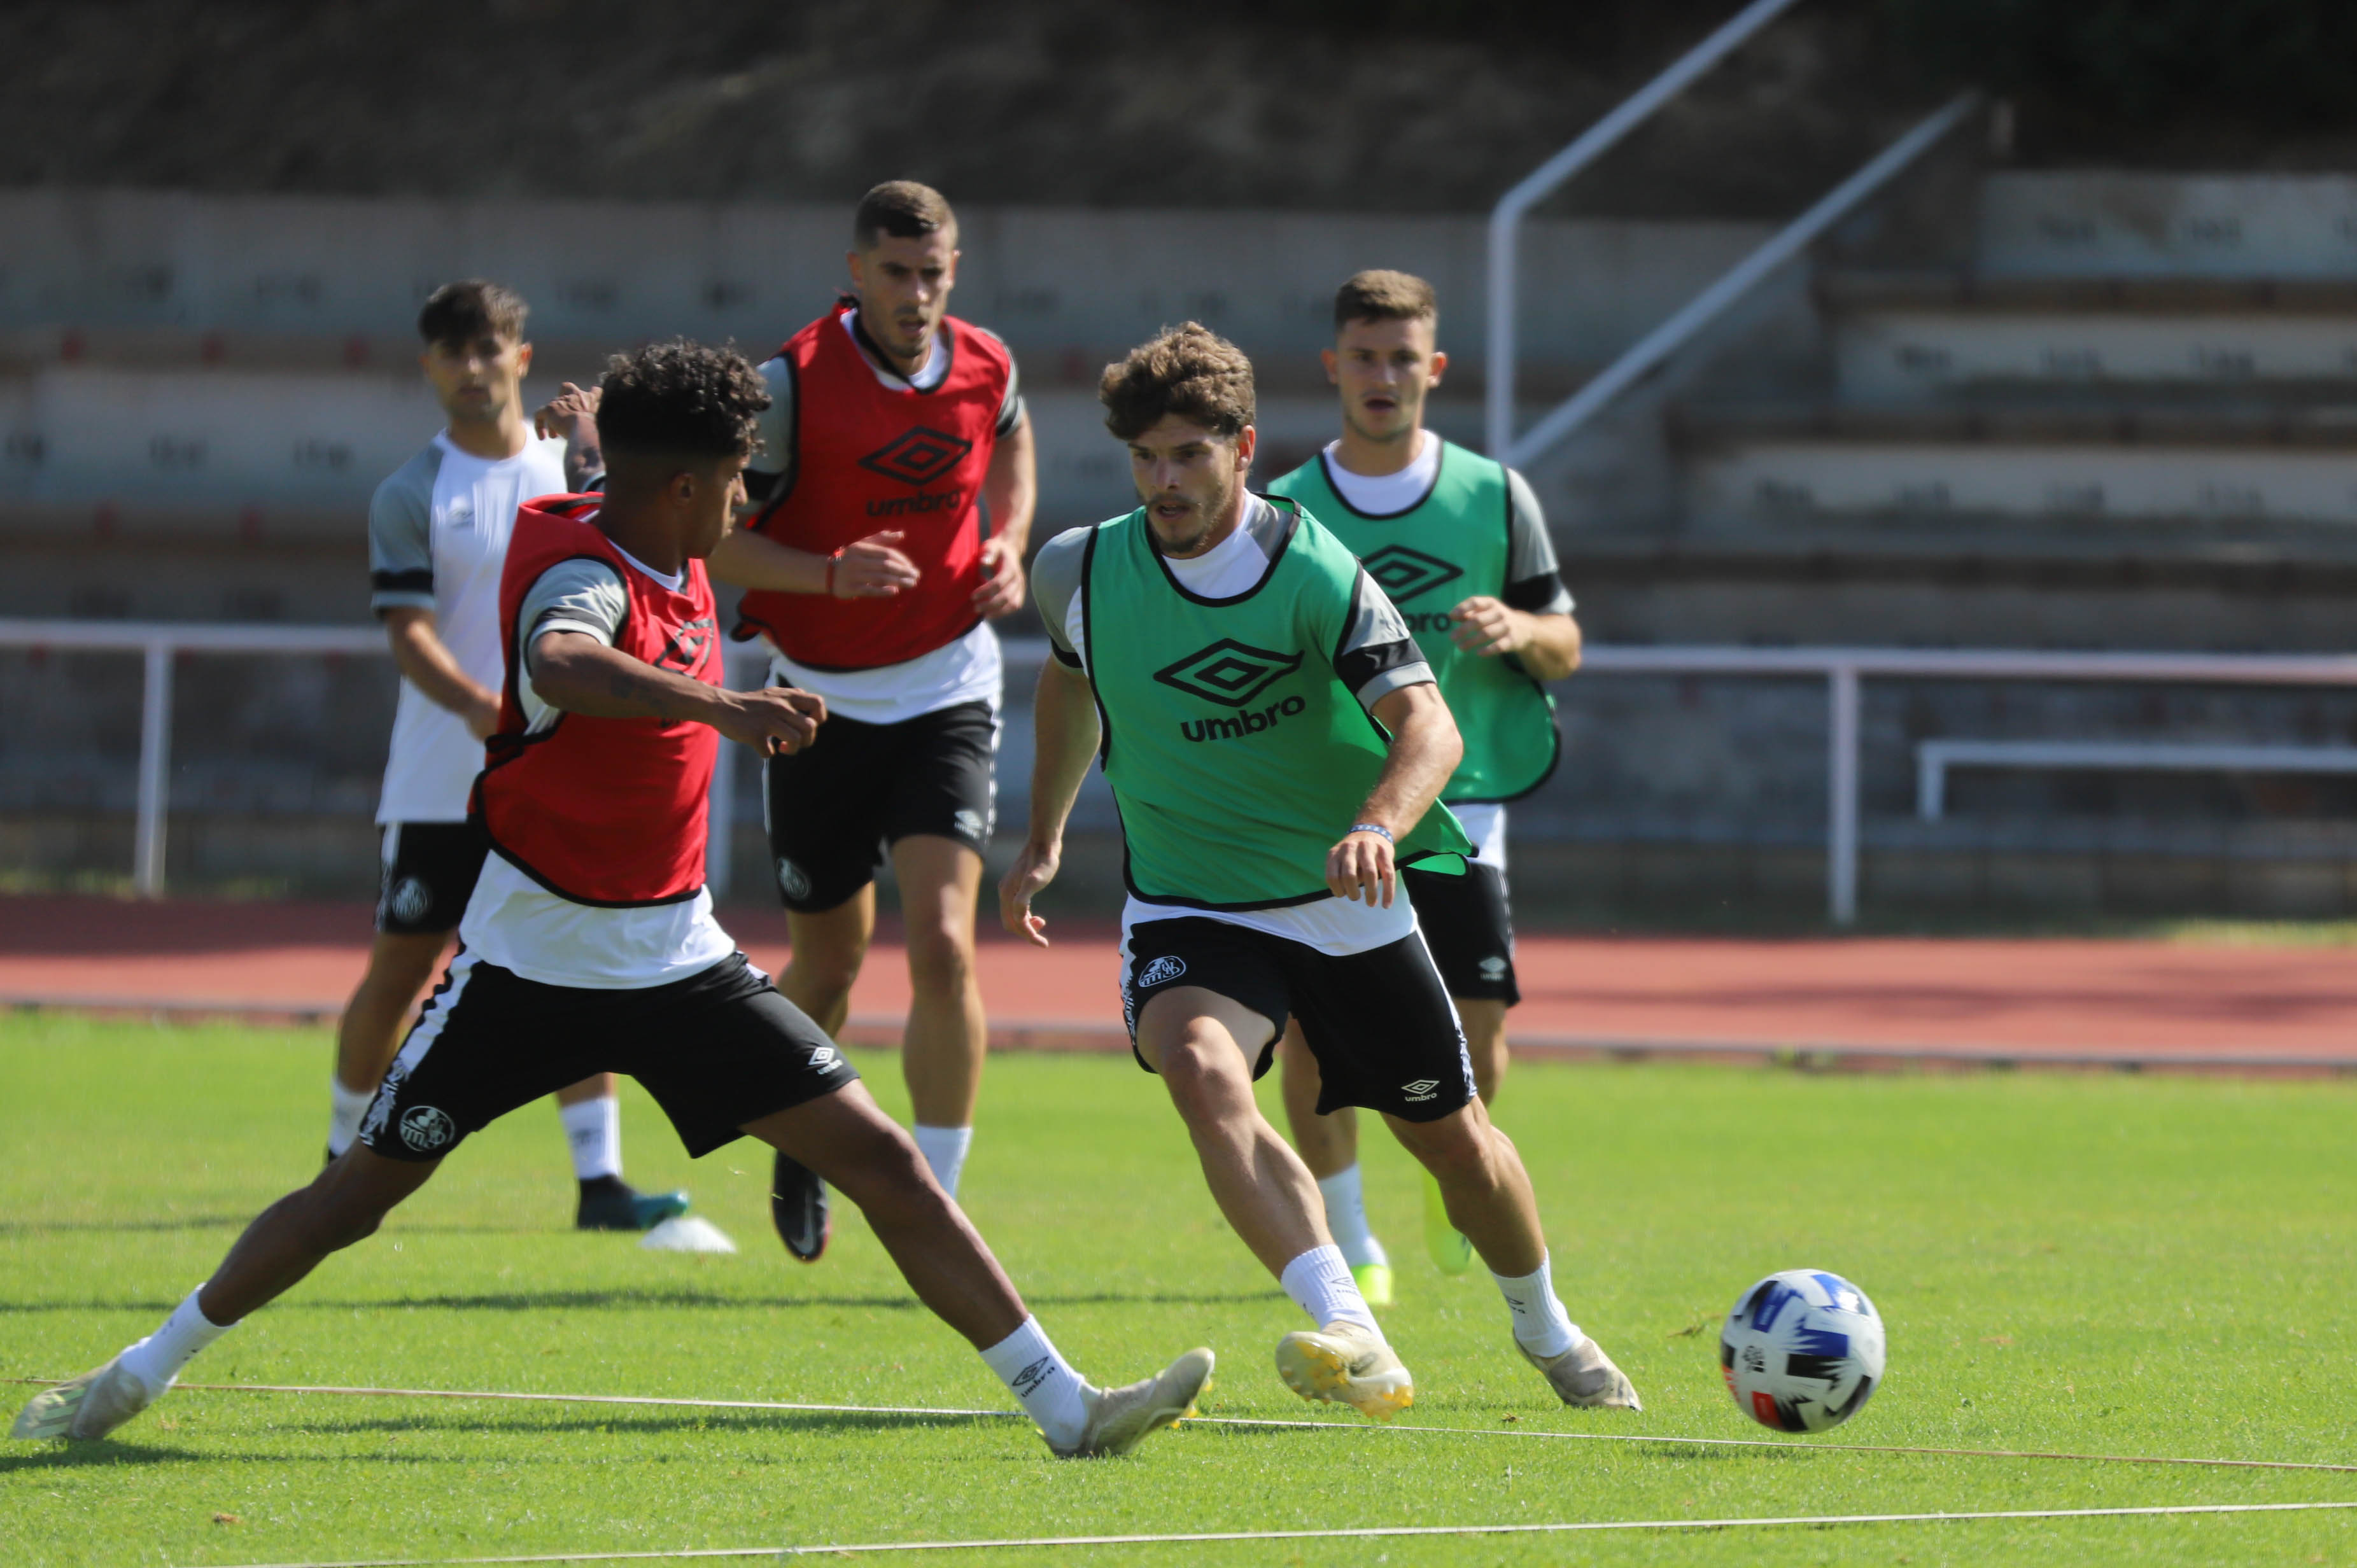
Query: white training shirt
[[369, 432, 570, 823], [1318, 431, 1443, 517], [456, 529, 736, 990]]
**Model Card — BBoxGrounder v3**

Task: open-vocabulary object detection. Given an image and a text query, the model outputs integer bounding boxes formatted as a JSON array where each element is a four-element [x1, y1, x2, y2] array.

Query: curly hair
[[1098, 323, 1256, 442], [596, 339, 770, 459]]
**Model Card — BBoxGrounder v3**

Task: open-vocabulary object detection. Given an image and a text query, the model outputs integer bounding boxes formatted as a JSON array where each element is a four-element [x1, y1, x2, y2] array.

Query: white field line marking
[[199, 1500, 2357, 1568], [18, 1376, 2357, 1476]]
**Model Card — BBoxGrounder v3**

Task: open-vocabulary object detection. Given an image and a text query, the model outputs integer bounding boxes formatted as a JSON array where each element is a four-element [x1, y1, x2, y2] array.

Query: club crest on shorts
[[1136, 955, 1187, 988], [1402, 1077, 1441, 1102], [775, 857, 812, 901], [398, 1105, 456, 1152], [387, 876, 432, 926]]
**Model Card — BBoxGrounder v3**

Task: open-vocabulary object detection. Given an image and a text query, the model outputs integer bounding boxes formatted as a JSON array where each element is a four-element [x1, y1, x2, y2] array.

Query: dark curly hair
[[1099, 323, 1256, 443], [596, 339, 769, 460]]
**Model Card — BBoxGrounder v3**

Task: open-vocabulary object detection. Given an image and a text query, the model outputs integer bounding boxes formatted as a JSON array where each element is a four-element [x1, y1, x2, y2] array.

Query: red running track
[[1, 895, 2352, 1072]]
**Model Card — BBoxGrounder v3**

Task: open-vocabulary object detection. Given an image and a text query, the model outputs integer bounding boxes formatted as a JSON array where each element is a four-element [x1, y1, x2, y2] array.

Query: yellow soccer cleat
[[1351, 1261, 1395, 1310], [1422, 1171, 1474, 1276], [10, 1355, 157, 1442], [1275, 1320, 1414, 1422]]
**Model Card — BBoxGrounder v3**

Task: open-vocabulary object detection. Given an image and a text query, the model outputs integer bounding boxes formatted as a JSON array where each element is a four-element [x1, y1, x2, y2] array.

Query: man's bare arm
[[706, 526, 921, 598], [1449, 601, 1582, 682], [528, 631, 825, 755], [532, 382, 605, 493], [1326, 680, 1464, 907], [382, 607, 500, 740], [997, 657, 1101, 946], [973, 412, 1038, 619]]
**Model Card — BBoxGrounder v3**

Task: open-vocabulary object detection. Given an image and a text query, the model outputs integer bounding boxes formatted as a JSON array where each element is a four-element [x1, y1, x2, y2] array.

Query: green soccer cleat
[[1422, 1171, 1474, 1276], [1351, 1261, 1395, 1309], [10, 1354, 158, 1441], [1521, 1334, 1643, 1410], [575, 1182, 691, 1232], [1048, 1347, 1216, 1459], [1275, 1320, 1414, 1422]]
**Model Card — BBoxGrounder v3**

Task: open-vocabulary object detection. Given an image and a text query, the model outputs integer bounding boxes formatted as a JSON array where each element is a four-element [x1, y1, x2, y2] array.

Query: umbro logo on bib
[[1153, 640, 1304, 708], [859, 426, 973, 487], [1360, 545, 1463, 605]]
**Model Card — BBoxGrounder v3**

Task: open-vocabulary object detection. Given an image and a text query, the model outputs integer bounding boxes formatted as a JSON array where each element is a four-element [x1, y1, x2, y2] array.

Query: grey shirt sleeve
[[742, 354, 796, 503], [516, 559, 628, 732], [1332, 566, 1435, 715], [367, 446, 442, 614], [988, 333, 1026, 438], [1029, 526, 1092, 667], [1502, 468, 1574, 616]]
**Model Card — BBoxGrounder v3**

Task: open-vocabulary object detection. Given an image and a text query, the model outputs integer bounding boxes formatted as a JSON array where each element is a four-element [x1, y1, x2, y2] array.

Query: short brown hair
[[1333, 269, 1437, 332], [854, 180, 957, 250], [1099, 323, 1256, 442], [418, 279, 526, 346]]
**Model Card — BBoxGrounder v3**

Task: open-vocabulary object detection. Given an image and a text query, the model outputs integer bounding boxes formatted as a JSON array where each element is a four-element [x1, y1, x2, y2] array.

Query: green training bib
[[1270, 440, 1559, 802], [1080, 498, 1470, 911]]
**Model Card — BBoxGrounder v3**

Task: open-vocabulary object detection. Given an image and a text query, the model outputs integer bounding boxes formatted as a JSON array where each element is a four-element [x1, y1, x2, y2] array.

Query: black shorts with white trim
[[358, 950, 855, 1163], [763, 699, 997, 913], [1404, 859, 1519, 1005], [376, 820, 490, 935], [1120, 916, 1475, 1124]]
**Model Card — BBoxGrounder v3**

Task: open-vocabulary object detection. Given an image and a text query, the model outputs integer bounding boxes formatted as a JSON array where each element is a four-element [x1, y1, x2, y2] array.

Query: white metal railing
[[1916, 739, 2357, 821], [13, 621, 2357, 923], [1500, 90, 1980, 470], [1485, 0, 1809, 463]]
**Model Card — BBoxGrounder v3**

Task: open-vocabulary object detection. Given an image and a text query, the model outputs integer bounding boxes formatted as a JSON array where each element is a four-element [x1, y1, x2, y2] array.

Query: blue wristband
[[1348, 823, 1395, 844]]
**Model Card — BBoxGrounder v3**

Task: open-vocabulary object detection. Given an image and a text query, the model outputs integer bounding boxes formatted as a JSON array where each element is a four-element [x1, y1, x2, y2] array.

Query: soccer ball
[[1719, 1269, 1885, 1433]]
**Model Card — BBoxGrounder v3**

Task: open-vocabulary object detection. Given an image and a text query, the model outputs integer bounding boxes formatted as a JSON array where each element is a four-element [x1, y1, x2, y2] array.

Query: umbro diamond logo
[[1402, 1078, 1441, 1102], [858, 426, 973, 487], [654, 617, 717, 678], [1360, 545, 1463, 604], [1136, 955, 1187, 987], [810, 1046, 841, 1072], [1152, 639, 1304, 708]]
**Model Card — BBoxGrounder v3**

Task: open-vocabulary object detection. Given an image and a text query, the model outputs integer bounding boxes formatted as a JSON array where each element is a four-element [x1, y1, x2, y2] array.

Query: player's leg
[[1400, 862, 1521, 1276], [331, 928, 446, 1156], [1125, 920, 1411, 1421], [879, 699, 1000, 1199], [17, 954, 570, 1441], [763, 722, 890, 1261], [555, 1072, 689, 1232], [1276, 1023, 1389, 1305], [640, 957, 1209, 1458], [889, 834, 987, 1196], [1459, 1000, 1509, 1103]]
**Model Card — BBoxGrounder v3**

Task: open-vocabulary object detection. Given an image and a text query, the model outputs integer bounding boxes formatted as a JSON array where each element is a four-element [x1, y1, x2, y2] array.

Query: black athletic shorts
[[763, 699, 997, 913], [1119, 916, 1475, 1124], [1405, 860, 1519, 1005], [358, 950, 857, 1163], [376, 820, 490, 936]]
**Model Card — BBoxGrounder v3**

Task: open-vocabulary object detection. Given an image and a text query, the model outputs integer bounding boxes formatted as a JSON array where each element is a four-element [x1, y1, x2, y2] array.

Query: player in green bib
[[1268, 271, 1583, 1303], [1004, 324, 1638, 1419]]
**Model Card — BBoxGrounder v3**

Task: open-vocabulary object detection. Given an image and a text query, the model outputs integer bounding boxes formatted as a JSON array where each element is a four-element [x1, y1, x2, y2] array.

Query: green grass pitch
[[3, 1010, 2353, 1566]]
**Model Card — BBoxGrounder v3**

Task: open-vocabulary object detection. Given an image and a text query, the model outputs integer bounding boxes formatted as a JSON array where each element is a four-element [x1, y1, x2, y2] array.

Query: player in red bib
[[14, 341, 1207, 1460], [541, 181, 1034, 1261]]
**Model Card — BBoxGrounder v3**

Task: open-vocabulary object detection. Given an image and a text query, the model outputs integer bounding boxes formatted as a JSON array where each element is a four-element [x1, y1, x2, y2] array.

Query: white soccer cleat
[[10, 1354, 161, 1441], [1521, 1334, 1642, 1410], [1275, 1320, 1414, 1422], [1049, 1347, 1215, 1459]]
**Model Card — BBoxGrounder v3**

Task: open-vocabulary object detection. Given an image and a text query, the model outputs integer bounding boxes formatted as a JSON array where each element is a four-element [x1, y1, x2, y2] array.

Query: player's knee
[[788, 944, 865, 1006], [1405, 1117, 1499, 1188], [903, 917, 974, 998]]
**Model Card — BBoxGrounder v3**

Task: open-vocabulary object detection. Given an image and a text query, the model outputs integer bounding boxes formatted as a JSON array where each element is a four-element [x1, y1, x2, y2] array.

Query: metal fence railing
[[10, 619, 2357, 922]]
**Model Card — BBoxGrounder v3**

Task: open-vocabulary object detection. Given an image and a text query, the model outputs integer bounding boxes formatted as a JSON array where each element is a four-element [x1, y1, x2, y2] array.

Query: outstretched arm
[[529, 631, 826, 755], [705, 525, 920, 598], [997, 657, 1101, 947], [1326, 680, 1463, 908]]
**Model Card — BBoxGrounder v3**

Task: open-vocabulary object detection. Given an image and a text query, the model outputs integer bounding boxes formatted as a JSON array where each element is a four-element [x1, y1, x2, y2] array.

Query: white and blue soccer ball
[[1719, 1269, 1885, 1433]]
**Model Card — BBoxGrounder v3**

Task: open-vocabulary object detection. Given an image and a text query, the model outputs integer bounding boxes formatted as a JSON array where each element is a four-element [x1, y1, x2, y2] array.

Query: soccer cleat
[[10, 1354, 159, 1441], [768, 1150, 830, 1262], [1351, 1261, 1395, 1310], [1275, 1320, 1414, 1422], [1521, 1334, 1643, 1410], [575, 1183, 691, 1232], [1422, 1171, 1473, 1276], [1048, 1347, 1216, 1459]]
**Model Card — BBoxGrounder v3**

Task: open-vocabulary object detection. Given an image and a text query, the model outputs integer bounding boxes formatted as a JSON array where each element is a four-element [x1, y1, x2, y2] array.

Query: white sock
[[559, 1096, 623, 1182], [1314, 1165, 1388, 1271], [912, 1124, 974, 1199], [327, 1079, 374, 1159], [978, 1315, 1091, 1449], [1280, 1245, 1383, 1340], [116, 1285, 237, 1398], [1491, 1252, 1580, 1360]]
